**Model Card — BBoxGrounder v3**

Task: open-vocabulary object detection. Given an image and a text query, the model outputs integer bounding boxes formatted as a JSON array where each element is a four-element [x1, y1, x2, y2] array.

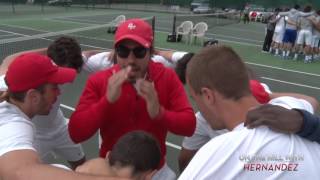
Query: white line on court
[[246, 62, 320, 77], [0, 23, 49, 33], [261, 77, 320, 90], [0, 29, 30, 37], [206, 32, 263, 43], [214, 25, 265, 35], [156, 28, 262, 47], [0, 34, 18, 38], [155, 29, 262, 47], [45, 18, 98, 26]]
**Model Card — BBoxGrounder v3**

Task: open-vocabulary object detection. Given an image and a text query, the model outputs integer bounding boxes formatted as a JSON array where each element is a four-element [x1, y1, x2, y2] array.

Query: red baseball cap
[[114, 18, 153, 48], [5, 53, 76, 92], [250, 80, 270, 104]]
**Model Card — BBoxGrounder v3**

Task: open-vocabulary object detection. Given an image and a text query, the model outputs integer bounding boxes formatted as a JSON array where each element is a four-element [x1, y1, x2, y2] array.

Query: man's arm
[[307, 16, 320, 30], [0, 48, 47, 75], [82, 50, 106, 60], [153, 50, 174, 63], [0, 150, 123, 180], [245, 104, 320, 144]]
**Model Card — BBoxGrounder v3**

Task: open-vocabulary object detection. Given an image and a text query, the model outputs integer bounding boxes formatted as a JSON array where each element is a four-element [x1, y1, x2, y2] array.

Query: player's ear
[[200, 87, 215, 106]]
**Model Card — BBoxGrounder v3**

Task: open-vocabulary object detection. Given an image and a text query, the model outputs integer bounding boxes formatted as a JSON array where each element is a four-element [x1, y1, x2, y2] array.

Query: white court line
[[246, 62, 320, 77], [0, 34, 18, 38], [261, 77, 320, 90], [60, 103, 182, 150], [155, 29, 262, 47], [214, 25, 265, 35], [52, 17, 104, 25], [0, 23, 49, 33], [206, 32, 263, 43], [45, 18, 98, 26], [0, 29, 30, 37]]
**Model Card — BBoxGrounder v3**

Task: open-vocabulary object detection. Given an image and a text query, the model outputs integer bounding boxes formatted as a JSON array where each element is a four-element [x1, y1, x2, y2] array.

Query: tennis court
[[1, 4, 320, 176]]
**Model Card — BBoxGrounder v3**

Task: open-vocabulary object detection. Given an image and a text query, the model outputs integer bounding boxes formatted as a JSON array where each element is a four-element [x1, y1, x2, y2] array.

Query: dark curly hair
[[47, 36, 83, 72], [109, 131, 160, 176], [175, 53, 194, 84]]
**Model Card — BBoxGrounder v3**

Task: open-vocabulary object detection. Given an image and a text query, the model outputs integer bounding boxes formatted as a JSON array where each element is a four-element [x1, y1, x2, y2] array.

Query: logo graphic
[[128, 23, 136, 30]]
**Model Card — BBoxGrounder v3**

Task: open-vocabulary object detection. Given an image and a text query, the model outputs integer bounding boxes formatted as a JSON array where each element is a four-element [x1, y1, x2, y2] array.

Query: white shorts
[[34, 125, 85, 163], [152, 163, 176, 180], [296, 29, 313, 46], [311, 35, 320, 48], [272, 30, 284, 43]]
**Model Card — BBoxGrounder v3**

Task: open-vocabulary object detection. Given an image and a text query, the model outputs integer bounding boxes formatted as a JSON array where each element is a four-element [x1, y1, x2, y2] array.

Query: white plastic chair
[[190, 22, 208, 45], [176, 21, 193, 44]]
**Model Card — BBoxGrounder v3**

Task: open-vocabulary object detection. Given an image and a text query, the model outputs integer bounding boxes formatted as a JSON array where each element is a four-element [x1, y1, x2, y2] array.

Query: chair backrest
[[178, 21, 193, 33], [193, 22, 208, 34], [112, 15, 126, 26]]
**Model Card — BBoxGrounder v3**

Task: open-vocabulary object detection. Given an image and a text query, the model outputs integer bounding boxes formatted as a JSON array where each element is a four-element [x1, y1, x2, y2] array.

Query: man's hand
[[136, 79, 160, 119], [245, 104, 303, 133], [106, 67, 131, 103]]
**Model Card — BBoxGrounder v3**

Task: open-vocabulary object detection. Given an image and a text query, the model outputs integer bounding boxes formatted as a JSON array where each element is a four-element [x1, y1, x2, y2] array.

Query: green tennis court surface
[[1, 5, 320, 176]]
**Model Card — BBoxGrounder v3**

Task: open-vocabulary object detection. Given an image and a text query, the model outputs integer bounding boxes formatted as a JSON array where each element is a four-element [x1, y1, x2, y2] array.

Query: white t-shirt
[[312, 16, 320, 37], [182, 112, 228, 150], [274, 15, 286, 33], [182, 83, 272, 150], [82, 52, 113, 73], [85, 51, 188, 71], [0, 101, 36, 156], [179, 97, 320, 180]]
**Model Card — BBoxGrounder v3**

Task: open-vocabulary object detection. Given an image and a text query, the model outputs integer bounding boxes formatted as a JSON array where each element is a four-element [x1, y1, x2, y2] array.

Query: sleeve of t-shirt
[[182, 112, 226, 150], [268, 96, 314, 114], [171, 52, 187, 64], [152, 55, 175, 69], [0, 121, 35, 156], [82, 52, 113, 73], [0, 75, 8, 91], [296, 110, 320, 144]]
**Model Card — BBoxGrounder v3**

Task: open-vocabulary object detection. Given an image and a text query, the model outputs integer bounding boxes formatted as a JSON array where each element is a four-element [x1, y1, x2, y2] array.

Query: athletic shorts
[[272, 30, 285, 43], [296, 29, 313, 46], [311, 35, 320, 48], [282, 29, 297, 44]]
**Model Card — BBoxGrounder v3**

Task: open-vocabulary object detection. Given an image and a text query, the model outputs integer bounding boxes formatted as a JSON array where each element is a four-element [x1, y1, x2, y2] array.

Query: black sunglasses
[[115, 45, 148, 59]]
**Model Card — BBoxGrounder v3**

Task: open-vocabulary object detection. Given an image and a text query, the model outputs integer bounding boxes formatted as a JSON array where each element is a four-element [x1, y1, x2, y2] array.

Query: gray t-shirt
[[298, 16, 313, 31]]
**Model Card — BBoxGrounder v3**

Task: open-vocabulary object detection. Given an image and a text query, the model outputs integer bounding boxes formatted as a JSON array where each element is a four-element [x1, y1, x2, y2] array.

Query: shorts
[[34, 125, 85, 163], [311, 35, 320, 48], [296, 29, 313, 46], [272, 30, 285, 43], [282, 29, 297, 44]]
